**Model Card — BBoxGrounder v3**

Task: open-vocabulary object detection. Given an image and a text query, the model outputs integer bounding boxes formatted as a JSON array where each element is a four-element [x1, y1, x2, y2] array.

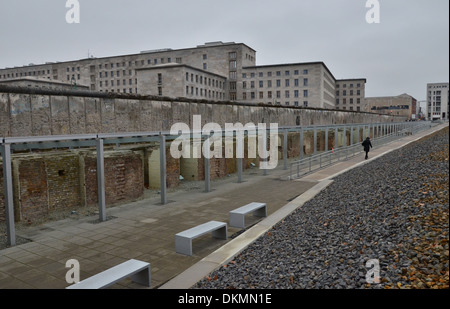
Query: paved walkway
[[0, 122, 447, 289]]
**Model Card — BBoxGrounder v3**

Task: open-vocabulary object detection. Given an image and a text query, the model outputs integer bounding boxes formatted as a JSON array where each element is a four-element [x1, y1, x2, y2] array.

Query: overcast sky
[[0, 0, 448, 100]]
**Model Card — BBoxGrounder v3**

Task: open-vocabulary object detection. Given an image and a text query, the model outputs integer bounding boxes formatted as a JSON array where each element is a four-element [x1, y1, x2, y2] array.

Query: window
[[259, 81, 264, 88], [259, 92, 264, 99], [276, 71, 281, 76], [276, 80, 281, 87], [285, 71, 290, 76], [230, 61, 237, 69], [251, 81, 255, 89], [230, 71, 237, 80], [267, 80, 272, 88], [229, 52, 236, 59], [259, 72, 264, 78], [158, 87, 162, 96], [243, 81, 247, 89], [303, 69, 308, 74], [304, 90, 308, 97], [242, 73, 247, 78], [294, 70, 299, 75], [285, 91, 290, 98], [303, 101, 308, 107], [268, 91, 272, 99], [294, 90, 299, 98], [158, 73, 162, 85], [203, 63, 207, 70], [285, 79, 290, 87], [303, 78, 308, 86]]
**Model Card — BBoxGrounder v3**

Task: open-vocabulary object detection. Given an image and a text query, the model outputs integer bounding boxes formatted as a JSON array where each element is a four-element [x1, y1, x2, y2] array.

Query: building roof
[[243, 62, 337, 81]]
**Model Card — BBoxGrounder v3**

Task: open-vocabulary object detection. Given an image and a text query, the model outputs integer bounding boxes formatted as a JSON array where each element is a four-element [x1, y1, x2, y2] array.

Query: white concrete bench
[[66, 259, 151, 289], [175, 221, 227, 256], [229, 202, 267, 229]]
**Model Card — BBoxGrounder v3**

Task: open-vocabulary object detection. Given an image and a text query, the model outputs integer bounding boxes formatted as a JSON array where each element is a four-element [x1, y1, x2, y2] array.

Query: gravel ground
[[193, 127, 449, 289]]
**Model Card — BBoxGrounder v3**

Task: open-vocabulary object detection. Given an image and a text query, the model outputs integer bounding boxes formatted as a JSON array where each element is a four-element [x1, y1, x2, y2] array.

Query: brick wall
[[45, 153, 81, 212], [13, 157, 49, 223], [83, 151, 144, 207]]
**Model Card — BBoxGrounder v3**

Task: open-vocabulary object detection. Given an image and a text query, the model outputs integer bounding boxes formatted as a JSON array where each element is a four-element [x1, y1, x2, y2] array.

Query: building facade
[[0, 77, 89, 91], [426, 82, 449, 120], [0, 41, 365, 109], [238, 62, 337, 108], [136, 63, 227, 101], [364, 93, 417, 120], [335, 79, 367, 112]]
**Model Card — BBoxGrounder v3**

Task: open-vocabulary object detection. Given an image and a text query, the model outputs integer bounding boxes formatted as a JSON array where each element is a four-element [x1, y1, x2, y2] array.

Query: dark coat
[[362, 139, 372, 152]]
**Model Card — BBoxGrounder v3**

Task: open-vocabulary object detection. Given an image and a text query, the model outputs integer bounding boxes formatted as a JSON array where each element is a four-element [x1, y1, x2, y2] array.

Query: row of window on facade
[[243, 78, 309, 89], [336, 89, 362, 96], [336, 83, 362, 88], [96, 58, 182, 70], [185, 86, 225, 100], [1, 69, 54, 79], [243, 90, 309, 100], [98, 78, 137, 88], [336, 98, 362, 104], [243, 69, 309, 79], [100, 88, 137, 94], [185, 73, 225, 89], [337, 106, 361, 111]]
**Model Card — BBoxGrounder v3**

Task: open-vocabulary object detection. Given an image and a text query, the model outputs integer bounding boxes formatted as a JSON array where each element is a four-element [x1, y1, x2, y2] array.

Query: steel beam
[[159, 134, 167, 205], [1, 144, 15, 246], [96, 139, 106, 222]]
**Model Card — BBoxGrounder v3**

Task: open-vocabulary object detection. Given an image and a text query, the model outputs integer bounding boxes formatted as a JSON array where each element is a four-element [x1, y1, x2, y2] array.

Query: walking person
[[362, 137, 373, 160]]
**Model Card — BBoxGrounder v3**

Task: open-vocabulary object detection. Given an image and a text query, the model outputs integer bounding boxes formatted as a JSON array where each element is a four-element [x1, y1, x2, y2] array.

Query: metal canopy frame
[[1, 121, 420, 247]]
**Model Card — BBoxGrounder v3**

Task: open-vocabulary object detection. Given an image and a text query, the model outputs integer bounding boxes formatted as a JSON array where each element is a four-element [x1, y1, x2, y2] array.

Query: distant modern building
[[364, 93, 417, 120], [0, 41, 366, 109], [426, 82, 449, 120]]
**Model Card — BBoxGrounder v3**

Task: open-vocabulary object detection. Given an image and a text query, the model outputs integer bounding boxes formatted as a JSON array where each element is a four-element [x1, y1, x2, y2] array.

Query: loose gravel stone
[[193, 126, 449, 289]]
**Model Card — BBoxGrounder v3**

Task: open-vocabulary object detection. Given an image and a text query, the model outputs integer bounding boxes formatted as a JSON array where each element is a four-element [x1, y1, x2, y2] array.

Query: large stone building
[[427, 82, 449, 120], [0, 77, 89, 91], [0, 41, 365, 109], [364, 93, 417, 120], [335, 79, 367, 112]]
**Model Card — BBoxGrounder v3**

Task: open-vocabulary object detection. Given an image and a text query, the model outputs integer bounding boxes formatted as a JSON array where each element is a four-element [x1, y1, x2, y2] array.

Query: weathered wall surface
[[0, 150, 144, 223], [0, 87, 404, 138]]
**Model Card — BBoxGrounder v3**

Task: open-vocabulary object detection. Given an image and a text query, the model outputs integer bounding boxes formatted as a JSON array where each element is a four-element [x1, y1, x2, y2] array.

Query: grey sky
[[0, 0, 448, 100]]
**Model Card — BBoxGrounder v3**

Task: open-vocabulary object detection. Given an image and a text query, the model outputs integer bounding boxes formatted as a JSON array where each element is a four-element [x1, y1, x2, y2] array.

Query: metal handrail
[[289, 121, 432, 180]]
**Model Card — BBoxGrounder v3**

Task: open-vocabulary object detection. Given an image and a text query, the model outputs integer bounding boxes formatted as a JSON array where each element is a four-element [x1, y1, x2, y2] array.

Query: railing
[[289, 121, 432, 180]]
